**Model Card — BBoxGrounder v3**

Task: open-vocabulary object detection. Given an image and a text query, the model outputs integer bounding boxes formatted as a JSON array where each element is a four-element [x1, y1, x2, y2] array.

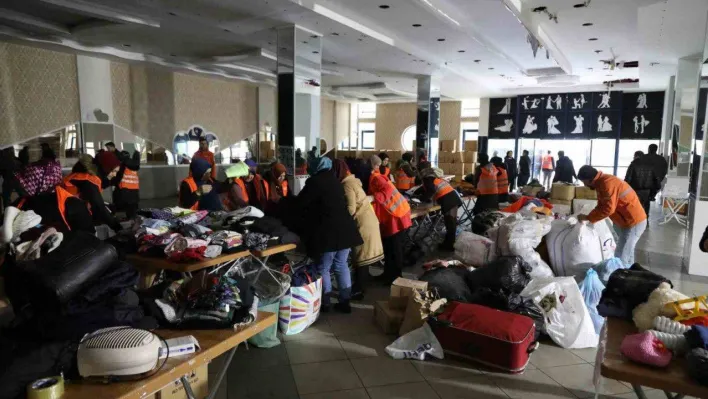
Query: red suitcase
[[430, 302, 538, 373]]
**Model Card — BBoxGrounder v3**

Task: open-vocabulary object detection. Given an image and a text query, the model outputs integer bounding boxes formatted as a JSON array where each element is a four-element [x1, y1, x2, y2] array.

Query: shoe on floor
[[334, 302, 352, 314]]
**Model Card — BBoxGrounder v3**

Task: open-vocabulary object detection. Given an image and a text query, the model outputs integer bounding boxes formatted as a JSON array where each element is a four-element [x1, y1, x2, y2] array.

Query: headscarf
[[96, 151, 121, 175], [15, 159, 62, 196], [78, 154, 97, 175], [332, 159, 351, 182], [270, 163, 287, 181], [422, 167, 443, 179], [307, 155, 332, 176], [244, 159, 257, 172], [189, 157, 221, 211], [190, 157, 212, 184]]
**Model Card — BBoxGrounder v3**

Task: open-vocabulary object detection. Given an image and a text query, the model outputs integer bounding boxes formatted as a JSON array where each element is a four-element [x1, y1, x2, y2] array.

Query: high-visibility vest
[[395, 169, 415, 191], [476, 166, 498, 195], [62, 173, 102, 196], [369, 169, 381, 191], [18, 186, 74, 231], [180, 177, 200, 210], [432, 178, 454, 201], [382, 184, 411, 217], [497, 169, 509, 195], [236, 176, 270, 205], [280, 180, 288, 197], [118, 169, 139, 190], [542, 155, 554, 170], [381, 166, 391, 180]]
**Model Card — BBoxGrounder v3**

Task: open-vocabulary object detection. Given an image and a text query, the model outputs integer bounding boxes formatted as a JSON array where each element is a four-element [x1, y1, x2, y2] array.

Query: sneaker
[[334, 302, 352, 314]]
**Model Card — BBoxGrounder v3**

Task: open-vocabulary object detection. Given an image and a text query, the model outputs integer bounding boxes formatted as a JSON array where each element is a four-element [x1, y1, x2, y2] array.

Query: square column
[[416, 75, 441, 166]]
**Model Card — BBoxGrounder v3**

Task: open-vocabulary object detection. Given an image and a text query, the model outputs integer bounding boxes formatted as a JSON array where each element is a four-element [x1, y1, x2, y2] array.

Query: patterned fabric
[[138, 208, 176, 221], [278, 277, 322, 335], [245, 232, 270, 250], [175, 210, 208, 225], [15, 159, 62, 196]]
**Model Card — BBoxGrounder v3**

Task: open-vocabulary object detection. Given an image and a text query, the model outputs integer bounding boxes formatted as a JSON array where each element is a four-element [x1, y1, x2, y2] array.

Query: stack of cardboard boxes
[[573, 186, 599, 214], [374, 278, 428, 336], [259, 141, 276, 160], [437, 140, 478, 183], [550, 183, 576, 215]]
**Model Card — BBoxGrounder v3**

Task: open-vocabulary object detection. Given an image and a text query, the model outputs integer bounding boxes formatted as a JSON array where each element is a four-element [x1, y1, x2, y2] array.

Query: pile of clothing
[[1, 207, 64, 260]]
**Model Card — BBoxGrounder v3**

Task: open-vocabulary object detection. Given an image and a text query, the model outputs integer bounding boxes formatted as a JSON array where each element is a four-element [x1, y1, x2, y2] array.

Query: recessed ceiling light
[[588, 67, 594, 70], [358, 38, 363, 41], [437, 38, 445, 42], [458, 50, 465, 53], [312, 51, 319, 54], [500, 74, 505, 77], [379, 5, 390, 9], [168, 12, 176, 16], [589, 38, 598, 41], [357, 69, 362, 71], [123, 44, 131, 47], [302, 41, 308, 44], [582, 22, 593, 26], [574, 3, 587, 8], [474, 59, 481, 63], [268, 42, 273, 45], [310, 35, 318, 38], [224, 29, 231, 32], [170, 53, 176, 57], [595, 50, 602, 53], [332, 32, 339, 36], [332, 61, 337, 64], [281, 47, 287, 50], [412, 23, 422, 27], [606, 74, 613, 76], [488, 67, 494, 70]]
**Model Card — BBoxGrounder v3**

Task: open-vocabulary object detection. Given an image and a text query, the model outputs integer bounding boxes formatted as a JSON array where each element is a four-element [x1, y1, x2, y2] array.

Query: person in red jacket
[[192, 138, 216, 181], [370, 174, 412, 284]]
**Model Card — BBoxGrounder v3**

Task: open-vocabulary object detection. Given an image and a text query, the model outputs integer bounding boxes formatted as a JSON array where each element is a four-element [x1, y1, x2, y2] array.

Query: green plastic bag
[[247, 302, 281, 348]]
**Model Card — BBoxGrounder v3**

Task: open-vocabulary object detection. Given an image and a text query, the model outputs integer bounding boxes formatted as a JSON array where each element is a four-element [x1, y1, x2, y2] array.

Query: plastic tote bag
[[248, 301, 281, 348], [520, 277, 599, 349], [579, 269, 606, 334], [546, 218, 607, 279], [454, 231, 497, 266], [278, 274, 322, 335], [386, 323, 444, 360], [489, 213, 554, 279]]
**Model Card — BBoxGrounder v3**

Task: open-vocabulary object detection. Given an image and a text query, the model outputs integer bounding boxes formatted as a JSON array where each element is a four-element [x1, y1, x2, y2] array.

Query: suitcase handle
[[527, 341, 539, 354]]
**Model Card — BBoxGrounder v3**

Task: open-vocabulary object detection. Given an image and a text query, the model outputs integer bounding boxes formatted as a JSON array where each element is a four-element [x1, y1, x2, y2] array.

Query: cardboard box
[[449, 163, 465, 176], [375, 300, 405, 334], [158, 365, 208, 399], [259, 141, 275, 151], [438, 151, 451, 163], [449, 152, 464, 164], [550, 203, 572, 216], [438, 162, 453, 175], [463, 151, 477, 164], [573, 199, 598, 214], [390, 277, 429, 310], [575, 186, 598, 200], [463, 163, 474, 175], [464, 141, 479, 152], [551, 183, 576, 201], [399, 293, 425, 336], [439, 139, 457, 152], [550, 199, 572, 206]]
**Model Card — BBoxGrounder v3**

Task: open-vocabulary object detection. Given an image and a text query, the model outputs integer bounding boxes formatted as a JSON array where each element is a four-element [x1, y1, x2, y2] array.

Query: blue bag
[[593, 257, 627, 285], [579, 269, 606, 334]]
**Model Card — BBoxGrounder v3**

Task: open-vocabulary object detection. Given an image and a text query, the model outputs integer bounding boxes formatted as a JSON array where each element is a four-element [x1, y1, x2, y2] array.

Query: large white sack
[[386, 323, 444, 360], [490, 213, 555, 279], [572, 206, 617, 261], [546, 218, 606, 278], [520, 277, 599, 349], [454, 231, 497, 266]]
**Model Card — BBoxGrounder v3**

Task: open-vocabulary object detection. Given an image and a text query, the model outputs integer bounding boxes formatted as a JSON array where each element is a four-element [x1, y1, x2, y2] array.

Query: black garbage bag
[[471, 211, 506, 236], [687, 348, 708, 386], [419, 267, 473, 302], [467, 287, 544, 340], [466, 256, 532, 294], [597, 266, 672, 320]]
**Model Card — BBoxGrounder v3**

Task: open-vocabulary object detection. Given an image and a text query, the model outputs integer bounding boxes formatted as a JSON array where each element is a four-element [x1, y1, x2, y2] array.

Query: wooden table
[[410, 204, 441, 219], [600, 317, 708, 399], [250, 243, 297, 260], [409, 204, 443, 245], [64, 311, 277, 399], [128, 250, 251, 289]]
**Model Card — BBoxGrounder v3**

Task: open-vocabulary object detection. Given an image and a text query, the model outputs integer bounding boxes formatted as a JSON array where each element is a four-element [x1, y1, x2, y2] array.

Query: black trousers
[[443, 206, 458, 247], [636, 189, 651, 217], [508, 175, 517, 191], [383, 229, 406, 283], [517, 174, 530, 187]]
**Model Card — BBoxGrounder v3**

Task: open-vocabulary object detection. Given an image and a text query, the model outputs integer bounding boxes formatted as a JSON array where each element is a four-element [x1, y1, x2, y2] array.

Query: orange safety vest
[[432, 178, 454, 201], [381, 166, 391, 180], [181, 177, 200, 210], [118, 169, 139, 190], [18, 186, 74, 230], [62, 173, 103, 196], [369, 169, 381, 192], [236, 176, 270, 205], [395, 169, 415, 191], [382, 184, 411, 217], [280, 180, 289, 197], [542, 155, 554, 170], [476, 166, 499, 195], [497, 169, 509, 195]]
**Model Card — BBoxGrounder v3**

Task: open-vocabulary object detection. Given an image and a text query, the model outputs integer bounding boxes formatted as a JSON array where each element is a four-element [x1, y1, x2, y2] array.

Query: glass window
[[401, 125, 416, 151], [461, 99, 480, 118], [361, 131, 375, 149], [590, 139, 617, 175], [488, 139, 515, 161], [357, 102, 376, 119], [461, 122, 479, 150], [295, 137, 307, 153], [618, 139, 659, 169], [518, 139, 590, 180]]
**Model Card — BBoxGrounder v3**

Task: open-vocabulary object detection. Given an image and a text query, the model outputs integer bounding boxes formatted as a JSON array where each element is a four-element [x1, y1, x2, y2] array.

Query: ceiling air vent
[[525, 67, 566, 77]]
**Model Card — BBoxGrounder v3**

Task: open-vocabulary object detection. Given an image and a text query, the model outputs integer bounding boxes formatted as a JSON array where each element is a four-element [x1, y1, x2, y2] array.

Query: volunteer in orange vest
[[179, 157, 223, 211], [96, 150, 140, 218], [14, 185, 95, 234], [576, 165, 647, 265], [421, 167, 463, 251], [541, 150, 555, 190], [394, 152, 417, 191], [63, 154, 121, 231], [265, 162, 289, 213], [472, 153, 499, 214], [493, 158, 510, 203], [370, 173, 412, 284], [192, 137, 216, 181], [378, 152, 392, 180], [237, 159, 270, 211], [218, 161, 250, 211]]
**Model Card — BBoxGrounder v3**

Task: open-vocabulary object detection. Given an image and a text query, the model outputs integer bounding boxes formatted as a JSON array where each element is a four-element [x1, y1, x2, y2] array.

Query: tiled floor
[[202, 202, 708, 399]]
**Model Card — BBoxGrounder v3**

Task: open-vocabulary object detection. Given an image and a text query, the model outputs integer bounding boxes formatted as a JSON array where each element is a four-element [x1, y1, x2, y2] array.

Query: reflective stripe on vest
[[477, 166, 498, 195], [281, 180, 289, 197], [62, 173, 102, 196], [497, 169, 509, 195], [395, 169, 415, 190], [382, 186, 411, 217], [181, 177, 200, 210], [119, 169, 139, 190], [542, 155, 553, 170], [433, 178, 454, 201]]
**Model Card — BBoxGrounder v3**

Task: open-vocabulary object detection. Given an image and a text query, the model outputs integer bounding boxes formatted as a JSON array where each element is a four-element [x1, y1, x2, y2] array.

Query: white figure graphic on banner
[[546, 96, 554, 110], [571, 114, 584, 134], [522, 96, 530, 110], [530, 98, 540, 109], [598, 115, 613, 132], [547, 115, 561, 134], [498, 98, 511, 114], [554, 95, 563, 110], [494, 119, 514, 132], [639, 115, 649, 134], [572, 94, 587, 109], [522, 115, 538, 134], [637, 93, 648, 109], [598, 93, 611, 108], [633, 116, 639, 134]]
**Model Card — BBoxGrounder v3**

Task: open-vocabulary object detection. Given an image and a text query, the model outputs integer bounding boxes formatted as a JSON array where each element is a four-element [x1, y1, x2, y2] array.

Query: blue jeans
[[316, 248, 352, 305], [613, 219, 647, 266]]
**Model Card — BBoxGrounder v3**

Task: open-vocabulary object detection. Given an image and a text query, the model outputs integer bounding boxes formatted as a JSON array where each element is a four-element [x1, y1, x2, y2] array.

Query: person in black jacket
[[517, 150, 531, 187], [490, 151, 502, 166], [646, 144, 668, 200], [295, 155, 363, 313], [626, 151, 660, 216], [553, 151, 577, 184], [504, 151, 518, 191]]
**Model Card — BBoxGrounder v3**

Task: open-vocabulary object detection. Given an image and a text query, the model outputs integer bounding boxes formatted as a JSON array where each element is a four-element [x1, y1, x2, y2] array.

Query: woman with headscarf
[[265, 162, 289, 203], [219, 161, 250, 211], [178, 157, 222, 211], [369, 172, 412, 284], [333, 159, 384, 299], [295, 155, 363, 313], [394, 152, 417, 191], [238, 159, 269, 211], [62, 154, 121, 230], [96, 150, 140, 218]]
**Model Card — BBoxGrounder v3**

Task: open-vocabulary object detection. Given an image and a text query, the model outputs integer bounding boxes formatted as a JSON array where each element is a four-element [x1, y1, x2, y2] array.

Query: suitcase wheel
[[528, 342, 540, 354]]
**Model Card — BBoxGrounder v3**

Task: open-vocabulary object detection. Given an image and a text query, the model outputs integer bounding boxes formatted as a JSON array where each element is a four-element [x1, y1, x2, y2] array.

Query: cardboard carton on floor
[[449, 152, 464, 164], [158, 365, 208, 399], [259, 141, 275, 152], [438, 163, 453, 175], [438, 151, 451, 163], [522, 186, 543, 197], [374, 301, 404, 335], [573, 199, 599, 214], [550, 199, 572, 206], [575, 186, 598, 200], [463, 163, 475, 176], [463, 151, 477, 164], [439, 140, 457, 152], [389, 277, 428, 310], [449, 163, 465, 176], [551, 183, 576, 201], [399, 293, 425, 336], [464, 141, 478, 152]]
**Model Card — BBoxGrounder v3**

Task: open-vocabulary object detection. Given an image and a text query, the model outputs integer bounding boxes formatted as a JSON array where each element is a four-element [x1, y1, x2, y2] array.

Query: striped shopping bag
[[278, 275, 322, 335]]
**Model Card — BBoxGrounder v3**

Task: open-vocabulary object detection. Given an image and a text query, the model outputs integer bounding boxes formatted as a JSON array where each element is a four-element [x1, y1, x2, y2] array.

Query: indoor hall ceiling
[[0, 0, 706, 99]]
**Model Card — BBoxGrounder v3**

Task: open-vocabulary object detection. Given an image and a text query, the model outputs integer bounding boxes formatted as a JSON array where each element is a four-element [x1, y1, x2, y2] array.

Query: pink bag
[[620, 332, 672, 367]]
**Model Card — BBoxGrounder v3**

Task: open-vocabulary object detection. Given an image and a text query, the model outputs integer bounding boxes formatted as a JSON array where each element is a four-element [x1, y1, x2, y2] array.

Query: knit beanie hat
[[13, 210, 42, 240], [2, 206, 20, 244], [96, 151, 121, 174]]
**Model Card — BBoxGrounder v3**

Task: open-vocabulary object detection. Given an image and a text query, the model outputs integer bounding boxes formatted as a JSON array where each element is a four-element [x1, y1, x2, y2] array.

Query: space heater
[[77, 327, 161, 378]]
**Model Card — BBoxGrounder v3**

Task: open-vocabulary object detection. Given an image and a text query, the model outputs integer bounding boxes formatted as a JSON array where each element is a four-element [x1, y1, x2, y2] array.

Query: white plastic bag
[[490, 213, 554, 279], [385, 323, 444, 360], [572, 205, 617, 261], [546, 218, 605, 278], [520, 277, 599, 349], [454, 231, 497, 266]]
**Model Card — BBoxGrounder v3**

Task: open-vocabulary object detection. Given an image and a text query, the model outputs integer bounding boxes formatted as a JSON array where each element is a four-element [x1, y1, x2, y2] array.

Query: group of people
[[486, 149, 578, 192], [624, 144, 669, 216]]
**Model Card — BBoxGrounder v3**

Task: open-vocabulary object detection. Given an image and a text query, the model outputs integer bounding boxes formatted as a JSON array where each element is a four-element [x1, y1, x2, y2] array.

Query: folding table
[[456, 194, 477, 227]]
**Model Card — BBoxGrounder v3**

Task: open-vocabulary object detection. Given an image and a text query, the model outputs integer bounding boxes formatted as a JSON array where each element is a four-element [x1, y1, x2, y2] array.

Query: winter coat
[[295, 170, 363, 257], [553, 156, 577, 183], [341, 174, 384, 267], [504, 156, 518, 179], [519, 155, 531, 176], [625, 157, 660, 191], [587, 171, 647, 228]]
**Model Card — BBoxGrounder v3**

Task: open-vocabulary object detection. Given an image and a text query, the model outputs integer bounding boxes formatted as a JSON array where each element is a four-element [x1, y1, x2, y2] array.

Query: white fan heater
[[77, 327, 161, 378]]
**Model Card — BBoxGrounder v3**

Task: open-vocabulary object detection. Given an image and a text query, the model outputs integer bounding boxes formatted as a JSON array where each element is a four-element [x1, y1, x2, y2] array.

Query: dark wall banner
[[593, 91, 621, 110], [567, 92, 593, 111], [519, 95, 544, 113], [592, 111, 620, 139], [539, 111, 567, 138], [695, 88, 707, 141], [621, 111, 662, 139], [518, 113, 541, 139], [623, 91, 665, 111], [566, 111, 591, 140], [490, 97, 516, 116], [489, 114, 517, 139]]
